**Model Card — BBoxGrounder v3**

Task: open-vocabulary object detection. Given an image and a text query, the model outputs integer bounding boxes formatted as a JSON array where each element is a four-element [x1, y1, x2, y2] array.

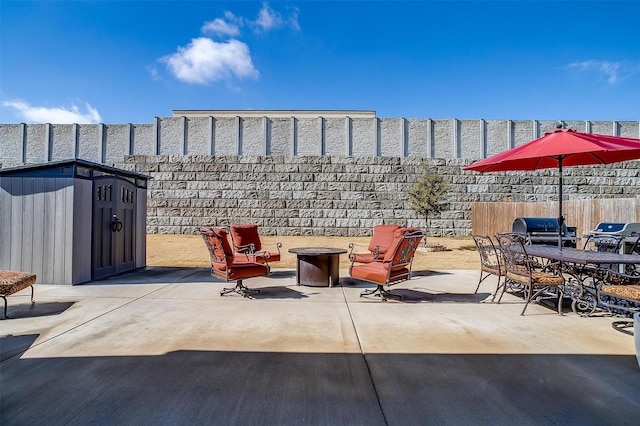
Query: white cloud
[[254, 3, 284, 32], [160, 4, 299, 85], [161, 37, 259, 84], [288, 8, 301, 31], [567, 60, 640, 85], [2, 99, 102, 124], [202, 11, 242, 37], [146, 66, 162, 81]]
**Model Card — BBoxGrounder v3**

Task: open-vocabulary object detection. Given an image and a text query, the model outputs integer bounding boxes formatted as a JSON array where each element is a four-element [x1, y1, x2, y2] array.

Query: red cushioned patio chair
[[200, 227, 270, 298], [350, 228, 424, 301]]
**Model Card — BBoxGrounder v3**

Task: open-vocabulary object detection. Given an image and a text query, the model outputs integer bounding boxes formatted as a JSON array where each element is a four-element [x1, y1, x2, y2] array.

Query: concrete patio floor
[[1, 267, 639, 425]]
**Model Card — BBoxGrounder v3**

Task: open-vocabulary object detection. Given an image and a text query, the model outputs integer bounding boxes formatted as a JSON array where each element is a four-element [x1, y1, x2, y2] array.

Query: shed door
[[92, 177, 137, 280]]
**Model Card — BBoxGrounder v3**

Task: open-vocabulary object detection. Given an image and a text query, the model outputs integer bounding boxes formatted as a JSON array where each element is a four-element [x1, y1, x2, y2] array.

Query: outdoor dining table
[[519, 245, 639, 316]]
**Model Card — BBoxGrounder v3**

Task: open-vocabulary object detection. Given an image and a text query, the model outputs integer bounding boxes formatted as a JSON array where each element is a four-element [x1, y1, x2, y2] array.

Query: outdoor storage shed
[[0, 159, 150, 285]]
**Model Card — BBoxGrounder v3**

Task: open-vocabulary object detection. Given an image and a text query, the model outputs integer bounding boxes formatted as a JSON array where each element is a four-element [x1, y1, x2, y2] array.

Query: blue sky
[[1, 1, 639, 124]]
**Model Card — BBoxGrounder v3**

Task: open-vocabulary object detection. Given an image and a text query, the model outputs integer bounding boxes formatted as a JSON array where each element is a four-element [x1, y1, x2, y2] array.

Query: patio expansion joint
[[341, 286, 390, 426]]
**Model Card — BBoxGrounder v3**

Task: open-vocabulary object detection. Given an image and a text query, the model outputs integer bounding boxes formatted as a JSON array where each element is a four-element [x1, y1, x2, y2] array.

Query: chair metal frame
[[595, 236, 640, 334], [472, 235, 505, 301], [496, 233, 565, 316], [598, 278, 640, 335]]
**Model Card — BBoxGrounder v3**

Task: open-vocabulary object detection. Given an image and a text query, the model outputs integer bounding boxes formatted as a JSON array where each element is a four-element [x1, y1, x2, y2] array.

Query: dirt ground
[[146, 234, 480, 270]]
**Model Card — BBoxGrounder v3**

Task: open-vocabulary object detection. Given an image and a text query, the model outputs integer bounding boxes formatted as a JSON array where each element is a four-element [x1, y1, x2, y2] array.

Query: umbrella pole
[[558, 157, 564, 251]]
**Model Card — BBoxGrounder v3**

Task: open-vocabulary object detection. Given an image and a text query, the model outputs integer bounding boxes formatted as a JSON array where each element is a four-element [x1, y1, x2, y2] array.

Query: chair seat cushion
[[601, 285, 640, 302], [506, 271, 564, 286], [0, 271, 37, 296], [481, 264, 505, 275], [350, 262, 409, 285], [226, 262, 269, 280]]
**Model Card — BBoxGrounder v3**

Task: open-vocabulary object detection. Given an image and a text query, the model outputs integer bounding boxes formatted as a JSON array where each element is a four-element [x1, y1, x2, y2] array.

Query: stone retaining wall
[[115, 155, 640, 237]]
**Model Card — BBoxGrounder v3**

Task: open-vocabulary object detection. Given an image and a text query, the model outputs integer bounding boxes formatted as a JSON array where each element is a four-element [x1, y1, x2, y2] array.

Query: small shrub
[[407, 164, 450, 244]]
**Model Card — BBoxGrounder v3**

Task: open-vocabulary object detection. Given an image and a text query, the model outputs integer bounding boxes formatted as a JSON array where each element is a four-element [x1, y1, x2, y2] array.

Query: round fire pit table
[[288, 247, 347, 287]]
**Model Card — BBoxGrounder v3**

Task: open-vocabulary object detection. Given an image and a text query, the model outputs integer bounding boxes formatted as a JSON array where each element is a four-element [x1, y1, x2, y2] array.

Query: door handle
[[111, 215, 123, 232]]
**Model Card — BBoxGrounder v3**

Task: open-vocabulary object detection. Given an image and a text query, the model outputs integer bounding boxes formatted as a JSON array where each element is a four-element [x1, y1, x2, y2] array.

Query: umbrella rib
[[586, 152, 607, 164], [535, 156, 547, 169]]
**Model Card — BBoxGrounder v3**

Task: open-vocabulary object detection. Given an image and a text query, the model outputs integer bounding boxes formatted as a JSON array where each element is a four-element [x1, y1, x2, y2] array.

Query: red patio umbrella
[[464, 126, 640, 249]]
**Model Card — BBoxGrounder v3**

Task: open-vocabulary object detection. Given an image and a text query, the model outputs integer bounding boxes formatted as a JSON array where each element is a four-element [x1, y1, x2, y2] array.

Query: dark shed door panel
[[92, 177, 136, 280]]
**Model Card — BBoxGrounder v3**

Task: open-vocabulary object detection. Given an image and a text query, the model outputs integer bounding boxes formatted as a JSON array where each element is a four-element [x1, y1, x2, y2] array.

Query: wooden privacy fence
[[471, 198, 640, 238]]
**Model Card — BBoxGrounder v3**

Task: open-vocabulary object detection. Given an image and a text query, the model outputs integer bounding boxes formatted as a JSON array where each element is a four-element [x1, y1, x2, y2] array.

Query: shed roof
[[0, 159, 151, 187]]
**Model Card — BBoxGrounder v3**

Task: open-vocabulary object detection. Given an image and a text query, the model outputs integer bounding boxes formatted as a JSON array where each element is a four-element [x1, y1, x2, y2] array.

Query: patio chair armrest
[[234, 243, 256, 254], [262, 241, 282, 254], [348, 242, 368, 256], [372, 245, 381, 260]]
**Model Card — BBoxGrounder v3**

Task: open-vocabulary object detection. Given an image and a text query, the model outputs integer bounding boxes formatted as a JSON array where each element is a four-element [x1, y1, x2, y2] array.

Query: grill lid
[[593, 223, 626, 233], [589, 222, 640, 236], [512, 217, 567, 234]]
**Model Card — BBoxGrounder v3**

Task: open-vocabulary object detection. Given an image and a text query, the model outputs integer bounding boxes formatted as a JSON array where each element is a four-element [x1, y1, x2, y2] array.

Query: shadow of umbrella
[[253, 286, 310, 299], [464, 125, 640, 249], [391, 289, 492, 303]]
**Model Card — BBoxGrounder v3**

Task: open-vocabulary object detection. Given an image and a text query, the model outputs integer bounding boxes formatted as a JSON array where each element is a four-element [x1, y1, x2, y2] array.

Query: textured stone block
[[282, 181, 305, 191], [237, 199, 261, 208], [325, 227, 349, 236], [293, 191, 317, 199], [299, 209, 324, 218], [288, 218, 312, 227]]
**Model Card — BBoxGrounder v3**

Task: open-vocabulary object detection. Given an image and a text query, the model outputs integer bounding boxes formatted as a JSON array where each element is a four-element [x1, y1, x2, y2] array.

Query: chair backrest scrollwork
[[200, 227, 234, 274], [385, 228, 424, 268], [496, 233, 531, 280], [473, 235, 502, 271]]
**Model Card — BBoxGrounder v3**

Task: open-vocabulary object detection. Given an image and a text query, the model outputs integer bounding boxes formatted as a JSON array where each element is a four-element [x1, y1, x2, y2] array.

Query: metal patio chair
[[496, 233, 565, 316], [350, 228, 424, 301], [200, 227, 270, 298], [472, 235, 505, 301]]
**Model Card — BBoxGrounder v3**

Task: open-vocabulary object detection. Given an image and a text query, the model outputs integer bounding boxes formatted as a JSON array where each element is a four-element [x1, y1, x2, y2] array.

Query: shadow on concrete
[[338, 278, 370, 288], [0, 334, 39, 361], [410, 270, 454, 278], [267, 270, 297, 279], [87, 267, 207, 285], [2, 349, 639, 425], [252, 286, 310, 300], [3, 301, 75, 320], [390, 289, 491, 303]]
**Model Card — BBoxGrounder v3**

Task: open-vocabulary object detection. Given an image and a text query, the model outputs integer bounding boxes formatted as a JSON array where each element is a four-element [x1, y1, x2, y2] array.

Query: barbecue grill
[[512, 217, 577, 247], [586, 222, 640, 252]]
